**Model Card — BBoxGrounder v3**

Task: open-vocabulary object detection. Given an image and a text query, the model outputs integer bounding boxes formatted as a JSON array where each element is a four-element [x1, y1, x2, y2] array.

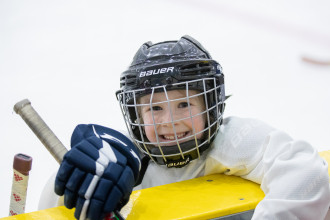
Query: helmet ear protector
[[116, 35, 226, 168]]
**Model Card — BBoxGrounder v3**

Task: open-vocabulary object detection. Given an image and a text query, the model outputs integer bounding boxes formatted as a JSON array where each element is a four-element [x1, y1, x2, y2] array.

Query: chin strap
[[149, 139, 211, 168], [165, 155, 192, 168]]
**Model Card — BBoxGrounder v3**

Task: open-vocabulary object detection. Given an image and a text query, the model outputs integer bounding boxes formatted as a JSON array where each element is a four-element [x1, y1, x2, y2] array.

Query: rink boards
[[2, 151, 330, 220]]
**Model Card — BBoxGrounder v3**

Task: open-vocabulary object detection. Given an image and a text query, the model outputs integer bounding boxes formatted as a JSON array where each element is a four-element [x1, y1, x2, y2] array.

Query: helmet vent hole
[[121, 75, 137, 87], [180, 62, 212, 76]]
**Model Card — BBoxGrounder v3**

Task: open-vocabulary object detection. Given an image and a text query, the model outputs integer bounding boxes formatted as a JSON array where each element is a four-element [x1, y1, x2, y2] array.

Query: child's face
[[139, 90, 206, 146]]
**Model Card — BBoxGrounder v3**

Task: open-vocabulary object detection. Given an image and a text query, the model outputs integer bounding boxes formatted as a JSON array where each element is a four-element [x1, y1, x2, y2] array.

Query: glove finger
[[87, 199, 104, 220], [63, 168, 86, 209], [103, 162, 124, 182], [103, 186, 123, 213], [117, 166, 135, 199], [65, 168, 86, 195], [55, 160, 75, 195], [78, 172, 94, 198], [75, 138, 103, 162], [93, 178, 113, 202], [76, 176, 114, 220], [74, 173, 96, 220], [64, 188, 77, 209], [65, 147, 104, 175], [74, 196, 87, 220]]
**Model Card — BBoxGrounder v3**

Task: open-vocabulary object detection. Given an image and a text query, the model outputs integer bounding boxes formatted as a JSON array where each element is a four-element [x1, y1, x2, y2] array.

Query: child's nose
[[160, 109, 178, 126]]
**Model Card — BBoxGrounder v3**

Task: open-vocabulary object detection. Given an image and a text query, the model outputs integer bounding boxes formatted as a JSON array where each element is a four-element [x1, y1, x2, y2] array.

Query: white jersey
[[135, 117, 330, 219], [39, 117, 330, 219]]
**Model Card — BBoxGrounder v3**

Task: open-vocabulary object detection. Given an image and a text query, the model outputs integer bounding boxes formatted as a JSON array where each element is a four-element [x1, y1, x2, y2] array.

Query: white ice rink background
[[0, 0, 330, 217]]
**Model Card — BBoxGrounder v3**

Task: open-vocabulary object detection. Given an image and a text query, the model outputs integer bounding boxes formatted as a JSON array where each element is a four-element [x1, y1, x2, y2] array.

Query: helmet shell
[[116, 35, 225, 167]]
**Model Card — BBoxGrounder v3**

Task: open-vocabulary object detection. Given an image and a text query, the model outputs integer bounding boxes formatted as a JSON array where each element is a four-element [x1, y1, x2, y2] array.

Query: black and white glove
[[55, 124, 141, 220]]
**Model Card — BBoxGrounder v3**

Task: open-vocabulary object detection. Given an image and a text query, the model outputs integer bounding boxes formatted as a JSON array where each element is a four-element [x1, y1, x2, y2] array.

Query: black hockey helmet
[[116, 35, 225, 167]]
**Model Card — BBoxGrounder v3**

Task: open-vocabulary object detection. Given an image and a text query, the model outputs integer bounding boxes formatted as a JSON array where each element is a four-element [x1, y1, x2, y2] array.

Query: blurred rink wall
[[0, 0, 329, 216]]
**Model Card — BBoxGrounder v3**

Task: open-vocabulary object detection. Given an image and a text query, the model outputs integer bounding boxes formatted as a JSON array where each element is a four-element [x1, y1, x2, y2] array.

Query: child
[[53, 35, 330, 220]]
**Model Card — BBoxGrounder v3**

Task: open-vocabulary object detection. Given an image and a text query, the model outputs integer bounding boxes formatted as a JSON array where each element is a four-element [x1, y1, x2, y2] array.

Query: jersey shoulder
[[209, 116, 276, 165]]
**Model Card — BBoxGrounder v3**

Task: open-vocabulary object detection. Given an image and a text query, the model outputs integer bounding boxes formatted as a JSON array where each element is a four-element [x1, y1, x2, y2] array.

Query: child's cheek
[[193, 115, 206, 139], [144, 126, 156, 142]]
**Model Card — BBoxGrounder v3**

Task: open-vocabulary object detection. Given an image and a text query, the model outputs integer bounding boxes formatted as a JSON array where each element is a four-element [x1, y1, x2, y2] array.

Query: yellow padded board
[[2, 206, 75, 220], [122, 174, 264, 220], [319, 150, 330, 176], [2, 150, 330, 220]]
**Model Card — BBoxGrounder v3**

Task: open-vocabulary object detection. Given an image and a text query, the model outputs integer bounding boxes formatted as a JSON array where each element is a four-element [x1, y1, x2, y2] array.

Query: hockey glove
[[54, 124, 141, 220]]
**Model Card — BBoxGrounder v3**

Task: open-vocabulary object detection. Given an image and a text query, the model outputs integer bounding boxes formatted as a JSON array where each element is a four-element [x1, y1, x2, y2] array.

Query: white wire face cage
[[117, 78, 225, 167]]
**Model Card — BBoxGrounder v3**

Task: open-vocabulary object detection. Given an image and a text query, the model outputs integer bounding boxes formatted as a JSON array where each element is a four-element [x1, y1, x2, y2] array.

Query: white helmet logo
[[139, 67, 174, 77]]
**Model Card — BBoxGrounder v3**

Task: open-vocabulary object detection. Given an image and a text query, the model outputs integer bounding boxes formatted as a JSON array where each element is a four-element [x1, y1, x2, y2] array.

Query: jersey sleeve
[[250, 130, 330, 219], [206, 117, 330, 219]]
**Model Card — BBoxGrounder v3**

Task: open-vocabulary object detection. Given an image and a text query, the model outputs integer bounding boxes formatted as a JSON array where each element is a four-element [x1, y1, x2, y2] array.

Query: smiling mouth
[[160, 131, 190, 141]]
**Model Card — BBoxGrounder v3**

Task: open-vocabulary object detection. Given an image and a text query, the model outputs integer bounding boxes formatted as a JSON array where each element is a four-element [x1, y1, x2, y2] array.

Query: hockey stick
[[9, 153, 32, 216], [14, 99, 68, 164], [14, 99, 124, 220], [301, 56, 330, 66]]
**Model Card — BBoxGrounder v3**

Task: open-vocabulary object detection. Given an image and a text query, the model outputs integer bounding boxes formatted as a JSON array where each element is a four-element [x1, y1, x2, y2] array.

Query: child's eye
[[152, 106, 162, 111], [178, 102, 189, 108]]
